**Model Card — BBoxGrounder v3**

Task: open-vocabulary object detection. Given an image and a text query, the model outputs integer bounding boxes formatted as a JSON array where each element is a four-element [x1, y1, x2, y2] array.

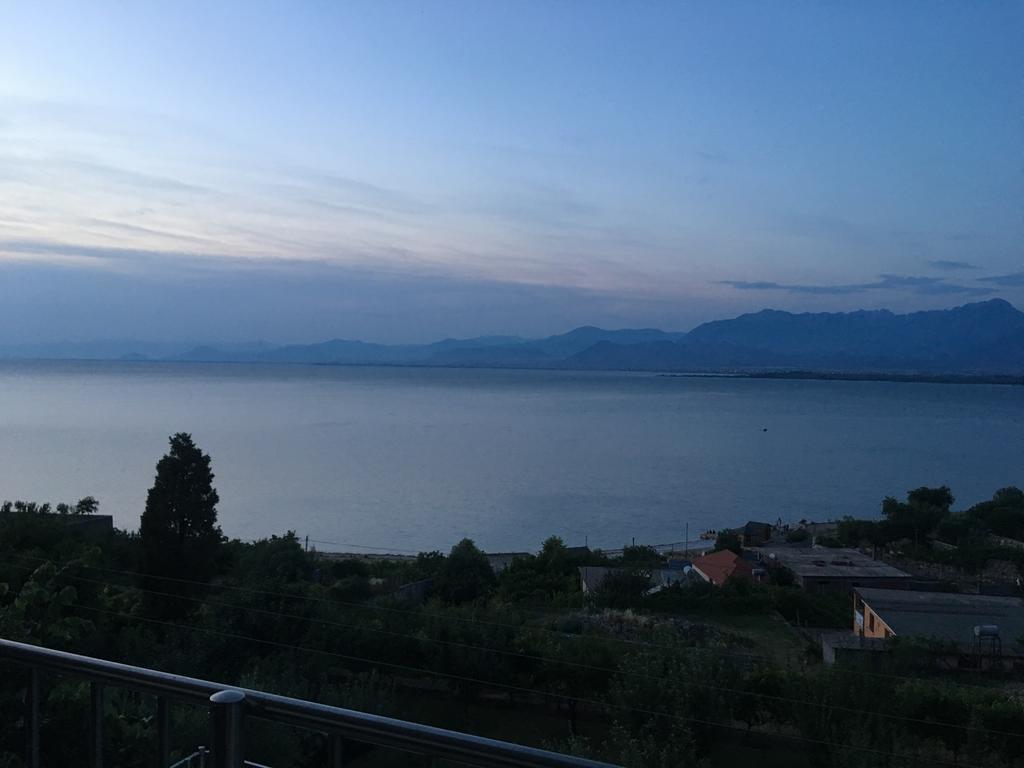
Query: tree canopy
[[434, 538, 496, 604], [139, 432, 222, 584], [714, 529, 743, 555]]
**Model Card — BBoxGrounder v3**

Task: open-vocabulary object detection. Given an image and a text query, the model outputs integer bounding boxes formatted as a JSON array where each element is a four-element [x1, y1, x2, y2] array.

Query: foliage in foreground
[[2, 444, 1024, 766]]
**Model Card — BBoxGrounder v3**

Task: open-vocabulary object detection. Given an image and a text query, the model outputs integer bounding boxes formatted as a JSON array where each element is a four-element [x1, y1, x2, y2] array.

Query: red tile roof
[[693, 549, 753, 586]]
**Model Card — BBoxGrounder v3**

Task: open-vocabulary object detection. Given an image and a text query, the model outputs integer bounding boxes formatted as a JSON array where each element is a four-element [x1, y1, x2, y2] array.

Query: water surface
[[0, 361, 1020, 553]]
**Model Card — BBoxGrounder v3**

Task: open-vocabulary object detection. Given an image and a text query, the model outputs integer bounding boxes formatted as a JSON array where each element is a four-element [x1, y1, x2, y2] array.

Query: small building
[[691, 550, 754, 586], [388, 578, 433, 604], [820, 632, 888, 666], [755, 547, 910, 595], [847, 587, 1024, 669], [577, 566, 693, 595], [484, 552, 530, 574], [579, 566, 610, 594], [741, 521, 773, 547]]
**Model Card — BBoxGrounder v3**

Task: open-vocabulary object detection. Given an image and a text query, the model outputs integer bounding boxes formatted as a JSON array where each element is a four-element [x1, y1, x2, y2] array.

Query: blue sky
[[1, 1, 1021, 342]]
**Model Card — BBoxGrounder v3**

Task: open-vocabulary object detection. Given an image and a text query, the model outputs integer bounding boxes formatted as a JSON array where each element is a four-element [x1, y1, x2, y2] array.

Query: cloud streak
[[928, 259, 980, 271], [978, 272, 1024, 287], [719, 274, 995, 297]]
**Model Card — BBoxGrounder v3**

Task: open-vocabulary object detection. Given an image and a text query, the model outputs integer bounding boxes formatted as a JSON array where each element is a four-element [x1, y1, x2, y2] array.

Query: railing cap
[[210, 689, 246, 705]]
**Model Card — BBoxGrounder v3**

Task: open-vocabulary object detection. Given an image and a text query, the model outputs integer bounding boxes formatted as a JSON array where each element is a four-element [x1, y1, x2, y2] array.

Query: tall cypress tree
[[140, 433, 222, 588]]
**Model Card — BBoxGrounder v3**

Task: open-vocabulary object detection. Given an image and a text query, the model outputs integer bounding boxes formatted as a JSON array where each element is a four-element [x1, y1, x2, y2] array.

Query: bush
[[769, 565, 796, 587], [434, 539, 495, 604], [786, 528, 810, 543], [619, 545, 665, 566], [714, 530, 742, 555], [330, 558, 370, 580], [594, 569, 651, 610], [329, 575, 372, 603]]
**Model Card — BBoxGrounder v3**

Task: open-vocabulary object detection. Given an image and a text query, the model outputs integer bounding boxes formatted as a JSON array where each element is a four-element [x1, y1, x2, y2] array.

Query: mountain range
[[2, 299, 1022, 374]]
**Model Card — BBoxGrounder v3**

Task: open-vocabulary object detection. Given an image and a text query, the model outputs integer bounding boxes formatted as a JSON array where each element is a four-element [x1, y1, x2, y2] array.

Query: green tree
[[714, 529, 742, 555], [620, 544, 665, 566], [139, 433, 222, 585], [882, 486, 953, 544], [836, 516, 886, 548], [434, 538, 495, 604], [594, 568, 651, 610], [75, 495, 99, 515], [967, 487, 1024, 539], [907, 486, 954, 511], [786, 527, 810, 543], [538, 535, 569, 569]]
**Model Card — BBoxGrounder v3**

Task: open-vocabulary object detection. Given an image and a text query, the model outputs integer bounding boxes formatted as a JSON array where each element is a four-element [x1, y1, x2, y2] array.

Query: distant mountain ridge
[[1, 299, 1021, 374], [570, 299, 1024, 373]]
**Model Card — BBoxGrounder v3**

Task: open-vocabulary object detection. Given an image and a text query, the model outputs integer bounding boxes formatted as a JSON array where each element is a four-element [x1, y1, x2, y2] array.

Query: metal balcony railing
[[0, 637, 617, 768], [167, 748, 272, 768]]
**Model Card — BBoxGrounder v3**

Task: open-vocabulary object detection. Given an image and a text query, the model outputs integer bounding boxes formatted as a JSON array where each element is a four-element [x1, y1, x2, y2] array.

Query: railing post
[[157, 696, 170, 768], [25, 667, 39, 768], [209, 690, 245, 768], [90, 681, 104, 768], [327, 733, 345, 768]]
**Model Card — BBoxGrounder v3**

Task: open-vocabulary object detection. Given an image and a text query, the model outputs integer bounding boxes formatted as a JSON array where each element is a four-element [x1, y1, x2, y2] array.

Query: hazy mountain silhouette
[[568, 299, 1024, 373], [1, 300, 1020, 374]]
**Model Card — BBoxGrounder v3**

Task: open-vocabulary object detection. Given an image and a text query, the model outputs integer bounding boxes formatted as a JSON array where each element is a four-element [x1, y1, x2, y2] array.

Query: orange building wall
[[853, 593, 896, 639], [861, 604, 894, 639]]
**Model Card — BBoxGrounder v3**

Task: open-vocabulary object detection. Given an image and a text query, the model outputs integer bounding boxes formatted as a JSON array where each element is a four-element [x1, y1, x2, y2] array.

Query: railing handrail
[[0, 637, 617, 768]]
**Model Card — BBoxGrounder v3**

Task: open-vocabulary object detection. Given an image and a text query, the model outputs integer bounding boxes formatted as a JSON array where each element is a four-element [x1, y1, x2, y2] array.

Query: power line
[[307, 539, 421, 555], [63, 603, 988, 768], [8, 554, 690, 652], [8, 557, 1020, 742], [6, 552, 1010, 693]]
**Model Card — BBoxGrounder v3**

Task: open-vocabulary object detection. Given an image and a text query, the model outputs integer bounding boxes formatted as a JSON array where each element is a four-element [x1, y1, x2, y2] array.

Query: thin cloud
[[59, 158, 210, 194], [719, 274, 992, 297], [719, 280, 864, 296], [280, 169, 430, 216], [978, 272, 1024, 287], [0, 153, 210, 195], [928, 259, 980, 271], [82, 218, 220, 247], [0, 238, 205, 264], [697, 150, 730, 164]]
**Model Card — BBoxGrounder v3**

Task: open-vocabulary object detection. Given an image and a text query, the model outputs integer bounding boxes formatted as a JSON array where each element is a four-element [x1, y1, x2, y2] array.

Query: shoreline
[[659, 370, 1023, 386], [1, 356, 1020, 386]]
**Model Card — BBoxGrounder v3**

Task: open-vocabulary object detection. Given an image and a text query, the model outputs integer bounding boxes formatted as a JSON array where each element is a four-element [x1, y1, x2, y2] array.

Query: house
[[577, 566, 694, 595], [691, 550, 754, 586], [755, 547, 910, 594], [741, 521, 773, 547], [578, 566, 612, 594], [843, 587, 1024, 669], [484, 552, 530, 574]]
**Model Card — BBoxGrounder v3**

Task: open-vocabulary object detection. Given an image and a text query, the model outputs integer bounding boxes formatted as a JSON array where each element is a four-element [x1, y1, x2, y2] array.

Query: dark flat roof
[[756, 547, 910, 579], [857, 588, 1024, 652]]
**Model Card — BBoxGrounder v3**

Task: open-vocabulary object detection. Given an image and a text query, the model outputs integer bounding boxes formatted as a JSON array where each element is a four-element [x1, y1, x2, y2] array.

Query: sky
[[0, 1, 1021, 343]]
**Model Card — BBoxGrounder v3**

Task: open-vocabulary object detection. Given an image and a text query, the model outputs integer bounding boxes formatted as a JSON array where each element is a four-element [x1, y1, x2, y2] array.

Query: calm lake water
[[0, 360, 1020, 553]]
